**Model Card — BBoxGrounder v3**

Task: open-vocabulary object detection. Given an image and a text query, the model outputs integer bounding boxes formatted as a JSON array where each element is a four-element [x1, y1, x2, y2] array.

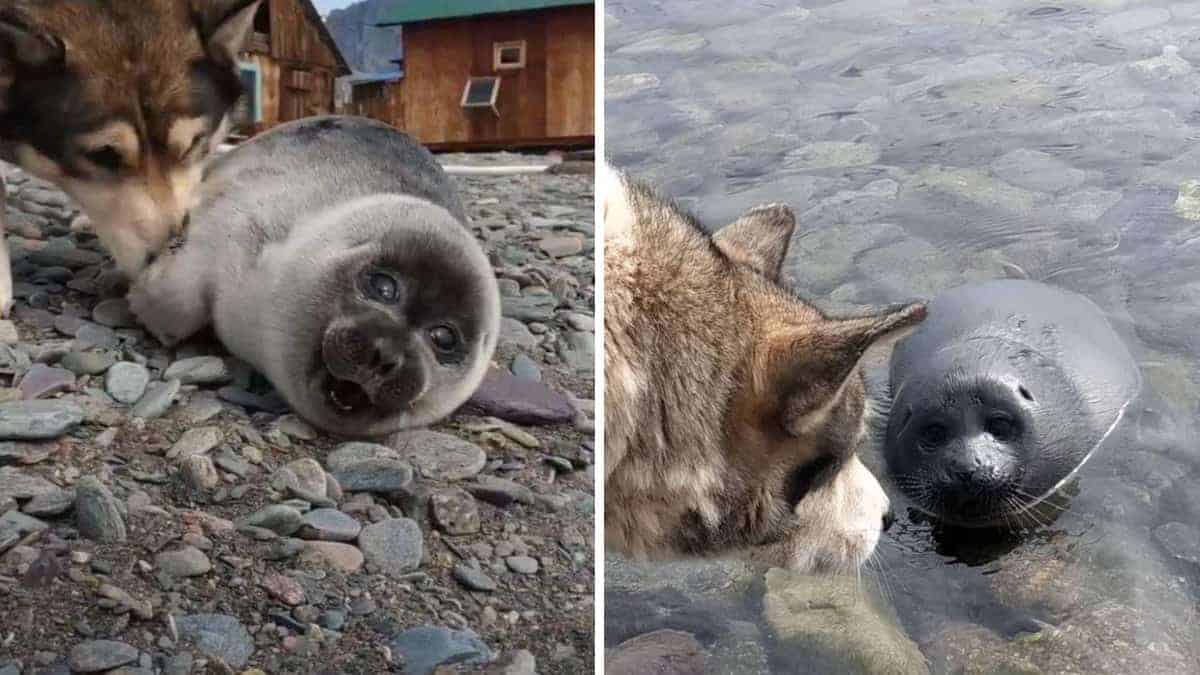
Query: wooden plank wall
[[270, 0, 340, 70], [397, 5, 593, 147], [256, 0, 339, 127]]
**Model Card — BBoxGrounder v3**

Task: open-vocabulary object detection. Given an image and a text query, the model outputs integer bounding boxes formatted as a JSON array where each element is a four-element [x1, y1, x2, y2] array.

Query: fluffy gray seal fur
[[883, 279, 1140, 526], [128, 116, 500, 437]]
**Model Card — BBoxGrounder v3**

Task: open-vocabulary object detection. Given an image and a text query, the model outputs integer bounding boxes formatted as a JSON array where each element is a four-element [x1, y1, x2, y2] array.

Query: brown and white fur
[[603, 164, 927, 573], [0, 0, 262, 315]]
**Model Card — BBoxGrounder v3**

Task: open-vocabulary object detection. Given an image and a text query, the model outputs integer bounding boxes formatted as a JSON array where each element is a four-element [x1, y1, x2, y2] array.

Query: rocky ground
[[0, 156, 594, 674], [607, 0, 1200, 673]]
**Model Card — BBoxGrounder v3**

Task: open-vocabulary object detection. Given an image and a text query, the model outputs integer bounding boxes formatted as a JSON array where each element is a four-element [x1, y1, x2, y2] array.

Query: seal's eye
[[429, 325, 459, 352], [919, 423, 948, 449], [367, 273, 400, 303], [985, 413, 1016, 441]]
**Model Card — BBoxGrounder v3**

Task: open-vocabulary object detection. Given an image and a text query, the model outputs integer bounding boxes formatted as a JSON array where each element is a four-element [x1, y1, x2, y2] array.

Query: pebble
[[388, 625, 493, 675], [74, 476, 126, 542], [0, 400, 84, 440], [21, 487, 75, 517], [0, 466, 59, 503], [468, 476, 536, 507], [173, 614, 255, 669], [131, 379, 180, 419], [505, 555, 540, 575], [502, 286, 558, 322], [59, 350, 116, 376], [330, 458, 413, 494], [487, 649, 538, 675], [298, 541, 364, 573], [510, 353, 542, 381], [74, 322, 119, 350], [274, 458, 329, 497], [155, 545, 212, 577], [238, 505, 303, 536], [167, 426, 222, 461], [181, 395, 224, 424], [0, 321, 18, 344], [430, 488, 482, 535], [453, 562, 499, 592], [465, 369, 575, 425], [181, 454, 220, 490], [17, 364, 75, 400], [162, 356, 232, 385], [67, 639, 138, 672], [298, 508, 361, 542], [358, 518, 423, 577], [91, 298, 137, 328], [213, 447, 252, 478], [104, 362, 149, 404], [393, 430, 488, 481], [262, 572, 306, 606]]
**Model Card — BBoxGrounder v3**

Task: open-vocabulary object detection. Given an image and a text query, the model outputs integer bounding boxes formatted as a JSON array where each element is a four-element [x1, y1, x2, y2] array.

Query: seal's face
[[283, 199, 499, 437], [885, 349, 1088, 526]]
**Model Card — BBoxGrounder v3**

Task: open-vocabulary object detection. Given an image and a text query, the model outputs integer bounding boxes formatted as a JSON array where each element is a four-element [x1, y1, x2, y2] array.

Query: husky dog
[[603, 165, 927, 573], [0, 0, 262, 314], [128, 116, 500, 438]]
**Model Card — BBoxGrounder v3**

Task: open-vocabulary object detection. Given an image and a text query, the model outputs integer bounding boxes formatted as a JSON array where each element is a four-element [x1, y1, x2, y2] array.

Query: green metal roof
[[376, 0, 592, 26]]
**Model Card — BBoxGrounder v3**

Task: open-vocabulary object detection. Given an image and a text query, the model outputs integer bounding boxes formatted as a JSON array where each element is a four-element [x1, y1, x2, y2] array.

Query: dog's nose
[[882, 507, 896, 532], [181, 211, 191, 228]]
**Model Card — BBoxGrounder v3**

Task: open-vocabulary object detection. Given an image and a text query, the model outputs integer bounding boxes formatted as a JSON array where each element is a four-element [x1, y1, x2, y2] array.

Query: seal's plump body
[[128, 116, 500, 437], [884, 280, 1140, 526]]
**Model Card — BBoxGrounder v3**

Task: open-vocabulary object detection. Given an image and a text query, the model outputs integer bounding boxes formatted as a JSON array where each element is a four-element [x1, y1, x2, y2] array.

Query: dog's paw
[[126, 287, 183, 347]]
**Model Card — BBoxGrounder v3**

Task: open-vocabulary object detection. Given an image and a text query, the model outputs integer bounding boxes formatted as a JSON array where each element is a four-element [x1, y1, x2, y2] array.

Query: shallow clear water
[[606, 1, 1200, 672]]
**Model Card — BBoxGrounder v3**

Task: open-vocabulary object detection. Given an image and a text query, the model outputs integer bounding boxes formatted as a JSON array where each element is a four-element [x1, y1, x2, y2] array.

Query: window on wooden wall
[[461, 76, 500, 116], [493, 41, 526, 71], [233, 62, 263, 131]]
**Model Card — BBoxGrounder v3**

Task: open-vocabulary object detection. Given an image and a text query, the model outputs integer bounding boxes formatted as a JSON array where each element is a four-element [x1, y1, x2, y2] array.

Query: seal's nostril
[[882, 508, 896, 532]]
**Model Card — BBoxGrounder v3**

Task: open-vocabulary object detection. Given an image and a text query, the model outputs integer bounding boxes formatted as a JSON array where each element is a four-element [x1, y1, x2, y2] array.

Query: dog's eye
[[84, 146, 124, 172], [429, 325, 459, 352], [366, 272, 400, 303], [186, 133, 208, 157], [784, 455, 838, 506]]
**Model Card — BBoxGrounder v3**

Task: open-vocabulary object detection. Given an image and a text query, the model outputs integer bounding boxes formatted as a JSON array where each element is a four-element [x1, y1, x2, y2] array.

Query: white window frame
[[493, 40, 527, 71], [461, 76, 501, 116]]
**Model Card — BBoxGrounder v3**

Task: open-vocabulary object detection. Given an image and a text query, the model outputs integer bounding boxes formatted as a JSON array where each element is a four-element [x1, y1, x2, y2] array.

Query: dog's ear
[[600, 162, 637, 241], [193, 0, 262, 66], [0, 13, 65, 71], [772, 302, 927, 436], [713, 204, 795, 281]]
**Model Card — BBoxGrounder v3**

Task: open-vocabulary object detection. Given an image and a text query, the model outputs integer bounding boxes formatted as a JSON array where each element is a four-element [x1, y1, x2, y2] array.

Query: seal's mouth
[[325, 374, 373, 414]]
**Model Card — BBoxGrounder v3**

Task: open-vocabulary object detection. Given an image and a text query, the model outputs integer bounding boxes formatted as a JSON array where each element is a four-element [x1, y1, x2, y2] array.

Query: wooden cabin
[[352, 0, 594, 151], [232, 0, 352, 135]]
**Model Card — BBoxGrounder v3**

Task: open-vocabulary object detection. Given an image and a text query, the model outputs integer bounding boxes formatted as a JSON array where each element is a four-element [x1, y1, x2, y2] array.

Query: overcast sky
[[312, 0, 359, 15]]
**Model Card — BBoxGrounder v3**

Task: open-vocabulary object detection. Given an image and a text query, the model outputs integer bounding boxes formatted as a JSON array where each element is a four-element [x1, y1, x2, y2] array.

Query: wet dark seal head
[[884, 279, 1141, 527]]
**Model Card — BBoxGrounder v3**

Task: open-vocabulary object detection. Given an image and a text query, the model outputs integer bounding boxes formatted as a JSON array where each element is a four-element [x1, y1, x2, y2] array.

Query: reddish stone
[[462, 368, 574, 426]]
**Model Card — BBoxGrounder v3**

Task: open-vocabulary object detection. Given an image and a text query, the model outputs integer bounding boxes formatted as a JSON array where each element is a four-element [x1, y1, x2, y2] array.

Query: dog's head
[[603, 164, 927, 573], [0, 0, 261, 272]]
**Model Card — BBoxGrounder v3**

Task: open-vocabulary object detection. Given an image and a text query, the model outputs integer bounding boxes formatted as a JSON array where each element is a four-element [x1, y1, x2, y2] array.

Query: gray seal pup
[[127, 116, 500, 437], [883, 279, 1140, 526]]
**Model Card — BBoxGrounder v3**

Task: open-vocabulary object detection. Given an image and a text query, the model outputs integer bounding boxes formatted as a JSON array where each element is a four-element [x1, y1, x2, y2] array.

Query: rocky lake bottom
[[0, 158, 594, 674], [606, 0, 1200, 673]]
